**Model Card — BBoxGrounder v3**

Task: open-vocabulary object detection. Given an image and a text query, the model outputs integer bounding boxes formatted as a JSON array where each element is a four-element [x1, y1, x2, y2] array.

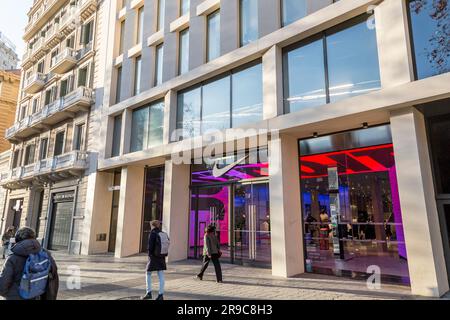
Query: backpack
[[155, 231, 170, 257], [19, 249, 51, 300]]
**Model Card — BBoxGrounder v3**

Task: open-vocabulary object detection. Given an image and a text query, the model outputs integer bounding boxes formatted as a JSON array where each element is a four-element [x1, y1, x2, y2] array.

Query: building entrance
[[189, 149, 271, 267]]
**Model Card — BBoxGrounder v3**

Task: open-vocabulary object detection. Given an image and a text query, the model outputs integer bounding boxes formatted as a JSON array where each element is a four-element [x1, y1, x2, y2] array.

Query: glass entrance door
[[189, 181, 271, 267], [234, 181, 271, 266]]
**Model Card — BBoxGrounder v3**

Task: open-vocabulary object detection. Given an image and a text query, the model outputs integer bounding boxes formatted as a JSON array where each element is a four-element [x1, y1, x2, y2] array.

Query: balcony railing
[[0, 151, 88, 188], [5, 87, 93, 141], [23, 73, 46, 94], [50, 48, 77, 74]]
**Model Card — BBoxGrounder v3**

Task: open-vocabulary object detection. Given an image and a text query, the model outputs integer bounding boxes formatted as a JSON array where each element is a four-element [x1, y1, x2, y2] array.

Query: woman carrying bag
[[196, 225, 223, 283]]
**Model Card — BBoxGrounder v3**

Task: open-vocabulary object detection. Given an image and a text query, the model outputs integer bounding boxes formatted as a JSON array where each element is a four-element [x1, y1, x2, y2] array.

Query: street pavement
[[1, 252, 448, 300]]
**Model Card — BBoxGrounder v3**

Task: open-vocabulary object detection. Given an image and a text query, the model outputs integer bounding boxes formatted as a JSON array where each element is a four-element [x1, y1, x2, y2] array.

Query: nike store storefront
[[188, 148, 271, 267]]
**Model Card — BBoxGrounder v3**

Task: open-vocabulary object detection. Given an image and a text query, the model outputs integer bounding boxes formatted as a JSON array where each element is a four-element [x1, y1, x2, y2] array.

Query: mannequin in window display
[[319, 209, 330, 250]]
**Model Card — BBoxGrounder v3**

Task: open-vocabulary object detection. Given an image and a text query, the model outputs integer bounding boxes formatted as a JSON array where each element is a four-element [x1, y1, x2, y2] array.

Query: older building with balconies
[[1, 0, 106, 255]]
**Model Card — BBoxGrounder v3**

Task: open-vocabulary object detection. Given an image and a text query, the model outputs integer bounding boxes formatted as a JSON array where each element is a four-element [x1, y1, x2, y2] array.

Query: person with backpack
[[196, 225, 223, 283], [1, 227, 15, 259], [0, 227, 59, 300], [142, 220, 169, 301]]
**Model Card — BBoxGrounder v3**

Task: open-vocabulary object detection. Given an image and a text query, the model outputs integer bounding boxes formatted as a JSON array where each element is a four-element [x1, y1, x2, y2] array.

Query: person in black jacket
[[142, 220, 166, 301], [0, 227, 59, 300]]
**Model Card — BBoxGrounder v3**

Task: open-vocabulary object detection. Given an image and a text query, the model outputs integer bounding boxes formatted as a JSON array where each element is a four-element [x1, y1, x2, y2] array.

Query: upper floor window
[[157, 0, 165, 31], [176, 61, 263, 140], [207, 10, 220, 62], [24, 144, 36, 166], [179, 28, 190, 75], [136, 6, 144, 44], [283, 14, 381, 113], [73, 123, 86, 151], [116, 66, 123, 103], [180, 0, 190, 16], [39, 138, 48, 160], [111, 114, 122, 157], [130, 100, 165, 152], [240, 0, 259, 46], [81, 20, 94, 45], [281, 0, 307, 27], [155, 43, 164, 86], [134, 56, 142, 95], [408, 0, 450, 79], [54, 131, 65, 157], [119, 20, 126, 54]]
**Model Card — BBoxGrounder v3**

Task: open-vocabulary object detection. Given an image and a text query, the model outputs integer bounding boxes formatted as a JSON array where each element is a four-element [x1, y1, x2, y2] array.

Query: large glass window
[[283, 38, 327, 113], [202, 76, 231, 133], [179, 28, 190, 75], [281, 0, 307, 27], [207, 10, 221, 62], [130, 100, 165, 153], [232, 63, 263, 127], [408, 0, 450, 79], [240, 0, 259, 46], [283, 15, 381, 113], [326, 18, 381, 103], [300, 125, 409, 284], [176, 62, 263, 140]]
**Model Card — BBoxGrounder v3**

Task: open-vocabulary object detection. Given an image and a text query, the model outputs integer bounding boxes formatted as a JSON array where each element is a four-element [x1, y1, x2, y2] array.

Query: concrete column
[[262, 45, 283, 120], [390, 107, 449, 297], [269, 133, 304, 277], [162, 160, 191, 262], [115, 166, 145, 258], [81, 171, 114, 255], [375, 0, 414, 88], [220, 0, 238, 55]]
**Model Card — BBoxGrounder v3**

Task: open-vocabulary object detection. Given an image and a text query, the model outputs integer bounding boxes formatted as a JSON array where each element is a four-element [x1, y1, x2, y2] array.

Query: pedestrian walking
[[1, 227, 15, 259], [142, 220, 170, 301], [197, 225, 223, 283], [0, 227, 59, 300]]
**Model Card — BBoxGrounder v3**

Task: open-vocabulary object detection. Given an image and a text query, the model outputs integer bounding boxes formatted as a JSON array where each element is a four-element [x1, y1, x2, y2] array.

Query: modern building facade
[[78, 0, 450, 298], [3, 0, 450, 299], [0, 0, 107, 255], [0, 69, 20, 153], [0, 32, 19, 71]]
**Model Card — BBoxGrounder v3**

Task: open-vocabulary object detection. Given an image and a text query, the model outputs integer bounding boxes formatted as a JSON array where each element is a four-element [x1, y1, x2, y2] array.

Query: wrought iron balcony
[[50, 48, 77, 74], [0, 151, 88, 189], [5, 87, 93, 142]]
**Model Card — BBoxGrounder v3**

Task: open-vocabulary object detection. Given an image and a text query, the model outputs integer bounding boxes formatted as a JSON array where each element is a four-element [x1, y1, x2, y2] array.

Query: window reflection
[[408, 0, 450, 79], [281, 0, 307, 27], [130, 101, 165, 152], [240, 0, 259, 46]]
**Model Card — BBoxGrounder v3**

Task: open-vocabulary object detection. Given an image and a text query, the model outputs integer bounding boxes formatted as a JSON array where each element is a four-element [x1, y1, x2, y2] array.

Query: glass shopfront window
[[189, 148, 271, 267], [300, 125, 410, 284], [283, 14, 381, 113], [408, 0, 450, 79], [130, 100, 164, 153], [141, 166, 165, 252], [176, 61, 263, 140]]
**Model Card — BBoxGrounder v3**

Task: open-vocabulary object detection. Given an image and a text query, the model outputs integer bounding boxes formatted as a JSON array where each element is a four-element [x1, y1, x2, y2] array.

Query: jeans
[[146, 271, 165, 295], [198, 254, 223, 282]]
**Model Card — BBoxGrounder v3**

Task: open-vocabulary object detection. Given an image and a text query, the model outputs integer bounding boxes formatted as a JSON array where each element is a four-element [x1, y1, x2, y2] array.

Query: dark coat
[[146, 228, 167, 272], [0, 239, 59, 300]]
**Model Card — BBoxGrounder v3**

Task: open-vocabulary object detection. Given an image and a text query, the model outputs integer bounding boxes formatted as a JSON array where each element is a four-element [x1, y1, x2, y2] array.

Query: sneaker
[[141, 293, 152, 300], [156, 294, 164, 301], [196, 275, 203, 281]]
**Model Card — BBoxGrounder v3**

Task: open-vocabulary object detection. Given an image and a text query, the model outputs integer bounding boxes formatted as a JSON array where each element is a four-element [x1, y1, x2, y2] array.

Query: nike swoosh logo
[[212, 155, 249, 178]]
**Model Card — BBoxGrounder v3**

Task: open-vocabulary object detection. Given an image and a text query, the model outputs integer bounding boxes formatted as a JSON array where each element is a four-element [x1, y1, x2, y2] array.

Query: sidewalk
[[2, 252, 447, 300], [51, 252, 420, 300]]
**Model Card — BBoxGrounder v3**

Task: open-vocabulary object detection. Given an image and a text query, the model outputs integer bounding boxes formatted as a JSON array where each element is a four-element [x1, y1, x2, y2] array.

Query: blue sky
[[0, 0, 34, 60]]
